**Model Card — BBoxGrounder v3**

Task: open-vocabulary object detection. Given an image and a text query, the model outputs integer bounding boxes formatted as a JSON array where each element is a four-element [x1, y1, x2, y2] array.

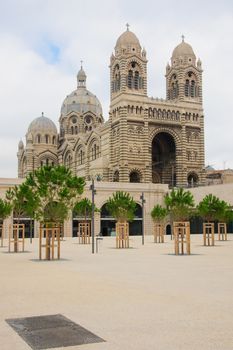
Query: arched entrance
[[152, 132, 176, 186], [100, 203, 142, 236], [187, 172, 199, 187], [129, 171, 141, 183]]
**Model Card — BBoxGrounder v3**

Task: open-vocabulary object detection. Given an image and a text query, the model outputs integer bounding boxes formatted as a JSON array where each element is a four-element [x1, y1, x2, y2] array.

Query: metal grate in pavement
[[6, 314, 105, 349]]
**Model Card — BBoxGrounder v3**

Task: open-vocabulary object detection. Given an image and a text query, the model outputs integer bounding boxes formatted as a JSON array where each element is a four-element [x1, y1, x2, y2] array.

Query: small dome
[[28, 113, 57, 134], [18, 140, 24, 149], [172, 39, 196, 59], [77, 67, 86, 81], [116, 29, 141, 49]]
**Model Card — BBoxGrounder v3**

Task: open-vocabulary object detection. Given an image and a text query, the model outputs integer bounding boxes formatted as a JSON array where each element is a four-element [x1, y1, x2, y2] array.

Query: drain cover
[[6, 314, 105, 349]]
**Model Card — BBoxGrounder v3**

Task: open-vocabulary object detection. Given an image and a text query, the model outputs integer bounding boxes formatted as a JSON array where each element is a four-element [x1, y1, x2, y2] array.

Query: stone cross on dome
[[126, 23, 130, 31], [181, 34, 185, 42]]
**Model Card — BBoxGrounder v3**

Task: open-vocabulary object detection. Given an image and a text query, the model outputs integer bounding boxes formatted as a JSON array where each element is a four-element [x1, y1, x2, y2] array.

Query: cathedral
[[17, 26, 205, 188]]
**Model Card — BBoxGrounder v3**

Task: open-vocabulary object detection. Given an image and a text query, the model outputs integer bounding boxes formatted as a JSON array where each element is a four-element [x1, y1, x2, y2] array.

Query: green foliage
[[73, 197, 98, 220], [151, 205, 167, 223], [106, 191, 137, 222], [23, 165, 85, 223], [5, 182, 38, 222], [0, 198, 12, 220], [165, 188, 195, 221], [197, 194, 230, 222]]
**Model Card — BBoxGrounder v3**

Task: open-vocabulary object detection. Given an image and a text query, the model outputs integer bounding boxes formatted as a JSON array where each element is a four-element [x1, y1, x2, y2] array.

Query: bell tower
[[110, 24, 147, 102], [165, 36, 203, 104]]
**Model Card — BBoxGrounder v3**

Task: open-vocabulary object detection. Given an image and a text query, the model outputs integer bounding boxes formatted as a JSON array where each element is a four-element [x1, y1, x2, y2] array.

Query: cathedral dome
[[61, 67, 102, 117], [172, 37, 196, 59], [116, 29, 140, 48], [115, 26, 142, 55], [28, 113, 57, 134], [61, 88, 102, 116]]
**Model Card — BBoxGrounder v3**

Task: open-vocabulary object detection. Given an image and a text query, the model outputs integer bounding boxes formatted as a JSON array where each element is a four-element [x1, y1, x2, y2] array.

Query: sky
[[0, 0, 232, 177]]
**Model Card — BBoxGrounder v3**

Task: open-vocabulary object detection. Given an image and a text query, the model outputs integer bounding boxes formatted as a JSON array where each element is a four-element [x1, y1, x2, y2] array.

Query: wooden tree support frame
[[153, 223, 164, 243], [203, 223, 215, 246], [8, 223, 25, 253], [78, 222, 91, 244], [116, 221, 129, 248], [0, 224, 3, 247], [218, 222, 227, 241], [39, 223, 61, 260], [173, 221, 190, 255]]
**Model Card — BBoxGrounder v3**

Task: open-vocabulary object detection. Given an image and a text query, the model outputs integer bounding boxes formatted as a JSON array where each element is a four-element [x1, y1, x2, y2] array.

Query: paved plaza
[[0, 234, 233, 350]]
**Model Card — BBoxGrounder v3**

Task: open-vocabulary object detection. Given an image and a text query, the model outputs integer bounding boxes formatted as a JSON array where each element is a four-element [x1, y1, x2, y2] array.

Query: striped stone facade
[[18, 28, 205, 188]]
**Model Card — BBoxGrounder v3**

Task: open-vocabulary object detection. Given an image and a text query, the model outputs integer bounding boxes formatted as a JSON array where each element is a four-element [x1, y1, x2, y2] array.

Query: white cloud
[[0, 0, 232, 177]]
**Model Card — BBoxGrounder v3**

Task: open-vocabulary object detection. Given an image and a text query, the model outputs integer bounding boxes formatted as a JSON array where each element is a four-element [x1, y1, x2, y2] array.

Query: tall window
[[91, 143, 99, 160], [37, 134, 41, 143], [185, 72, 198, 98], [127, 62, 143, 90], [45, 135, 49, 144], [112, 64, 121, 93]]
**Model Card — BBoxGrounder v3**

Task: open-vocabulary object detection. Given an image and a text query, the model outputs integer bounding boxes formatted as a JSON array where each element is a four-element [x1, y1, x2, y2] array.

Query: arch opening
[[152, 132, 176, 186]]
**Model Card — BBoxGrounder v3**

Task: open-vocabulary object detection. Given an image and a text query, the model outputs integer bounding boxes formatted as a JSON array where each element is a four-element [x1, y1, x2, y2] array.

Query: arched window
[[37, 134, 41, 143], [113, 170, 119, 182], [185, 80, 190, 97], [91, 142, 99, 161], [45, 135, 49, 144], [52, 136, 56, 144], [134, 71, 139, 89], [65, 153, 72, 168], [191, 80, 196, 97], [71, 126, 74, 135], [78, 148, 85, 165], [129, 171, 141, 183], [185, 72, 198, 98], [127, 62, 143, 90], [128, 70, 133, 88], [112, 64, 121, 93]]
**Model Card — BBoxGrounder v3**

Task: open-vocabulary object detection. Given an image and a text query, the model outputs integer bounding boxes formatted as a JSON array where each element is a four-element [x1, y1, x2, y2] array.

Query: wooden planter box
[[116, 221, 129, 248], [8, 223, 25, 253], [39, 223, 61, 260], [217, 222, 227, 241], [203, 223, 215, 246], [173, 221, 190, 255], [78, 221, 91, 244], [153, 223, 164, 243], [0, 224, 3, 247]]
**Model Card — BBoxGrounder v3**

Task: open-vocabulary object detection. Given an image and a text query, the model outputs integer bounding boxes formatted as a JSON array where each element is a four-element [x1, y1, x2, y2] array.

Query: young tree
[[106, 191, 137, 223], [165, 188, 195, 222], [73, 198, 95, 224], [0, 198, 12, 221], [197, 194, 227, 222], [25, 165, 85, 224], [151, 205, 167, 224]]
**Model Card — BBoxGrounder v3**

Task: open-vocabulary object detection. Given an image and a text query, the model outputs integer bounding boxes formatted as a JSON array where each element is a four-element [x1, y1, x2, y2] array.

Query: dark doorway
[[187, 172, 199, 187], [152, 132, 176, 186], [166, 224, 171, 235], [100, 203, 142, 236]]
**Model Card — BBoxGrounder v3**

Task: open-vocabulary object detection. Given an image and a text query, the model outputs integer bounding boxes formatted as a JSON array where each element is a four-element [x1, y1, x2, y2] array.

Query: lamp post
[[90, 178, 96, 254], [140, 192, 146, 245]]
